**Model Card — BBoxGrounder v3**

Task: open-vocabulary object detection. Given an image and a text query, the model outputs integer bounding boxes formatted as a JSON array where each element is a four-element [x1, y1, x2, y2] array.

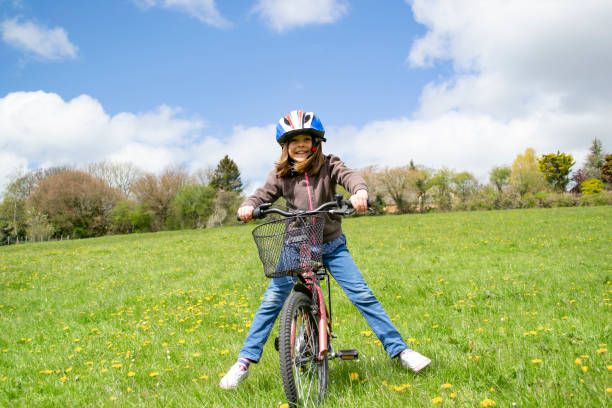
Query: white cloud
[[0, 18, 78, 60], [0, 91, 205, 188], [253, 0, 348, 32], [133, 0, 230, 27]]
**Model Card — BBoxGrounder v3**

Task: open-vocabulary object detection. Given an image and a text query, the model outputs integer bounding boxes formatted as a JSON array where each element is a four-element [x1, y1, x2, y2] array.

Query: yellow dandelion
[[100, 369, 108, 373], [596, 348, 607, 354], [480, 399, 496, 407], [606, 388, 612, 394], [127, 387, 132, 393], [149, 372, 159, 377], [361, 330, 372, 337], [60, 376, 68, 382], [441, 383, 452, 389], [220, 349, 229, 355], [280, 404, 290, 408], [178, 340, 185, 344], [450, 392, 457, 399], [75, 347, 83, 353], [2, 376, 8, 382], [607, 365, 612, 371], [574, 358, 582, 365], [199, 375, 208, 380], [432, 396, 443, 404], [128, 372, 135, 377], [349, 372, 359, 381], [193, 353, 201, 358], [581, 366, 588, 373], [531, 359, 543, 364], [39, 370, 53, 374], [112, 364, 122, 368]]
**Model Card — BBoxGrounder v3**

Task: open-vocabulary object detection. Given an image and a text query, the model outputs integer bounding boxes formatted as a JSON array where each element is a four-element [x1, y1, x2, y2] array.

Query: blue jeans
[[239, 234, 408, 362]]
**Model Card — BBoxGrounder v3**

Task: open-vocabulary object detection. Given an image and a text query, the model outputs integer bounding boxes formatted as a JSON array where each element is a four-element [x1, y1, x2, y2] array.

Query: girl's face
[[287, 134, 313, 163]]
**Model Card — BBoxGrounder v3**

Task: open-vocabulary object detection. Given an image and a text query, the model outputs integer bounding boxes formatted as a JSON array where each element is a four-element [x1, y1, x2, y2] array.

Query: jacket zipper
[[304, 172, 314, 210]]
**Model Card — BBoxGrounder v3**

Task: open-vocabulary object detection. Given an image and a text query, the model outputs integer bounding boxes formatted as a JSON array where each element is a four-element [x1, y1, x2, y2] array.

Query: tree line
[[1, 139, 610, 245], [359, 139, 611, 214], [0, 155, 243, 244]]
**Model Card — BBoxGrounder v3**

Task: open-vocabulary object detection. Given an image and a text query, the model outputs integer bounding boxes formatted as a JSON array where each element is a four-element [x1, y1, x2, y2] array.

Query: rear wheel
[[278, 291, 329, 407]]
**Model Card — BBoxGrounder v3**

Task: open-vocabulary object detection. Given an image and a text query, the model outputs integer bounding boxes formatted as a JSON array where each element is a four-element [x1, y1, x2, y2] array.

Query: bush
[[581, 178, 604, 195], [499, 185, 522, 209], [579, 191, 612, 206]]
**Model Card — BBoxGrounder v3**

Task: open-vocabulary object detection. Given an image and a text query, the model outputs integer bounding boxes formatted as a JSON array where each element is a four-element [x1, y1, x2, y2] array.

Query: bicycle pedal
[[337, 349, 359, 360]]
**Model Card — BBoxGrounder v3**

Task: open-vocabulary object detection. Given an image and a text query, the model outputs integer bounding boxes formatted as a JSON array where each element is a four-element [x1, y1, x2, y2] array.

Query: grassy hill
[[1, 206, 610, 407]]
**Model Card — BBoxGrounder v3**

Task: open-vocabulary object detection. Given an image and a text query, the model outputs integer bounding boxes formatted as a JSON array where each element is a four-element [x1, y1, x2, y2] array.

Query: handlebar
[[237, 194, 371, 221]]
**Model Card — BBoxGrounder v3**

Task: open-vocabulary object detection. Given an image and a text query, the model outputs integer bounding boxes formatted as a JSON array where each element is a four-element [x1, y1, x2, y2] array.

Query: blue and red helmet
[[276, 110, 326, 145]]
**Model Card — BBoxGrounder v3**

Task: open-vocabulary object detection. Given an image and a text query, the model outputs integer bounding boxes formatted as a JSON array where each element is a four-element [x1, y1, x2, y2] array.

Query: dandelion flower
[[349, 372, 359, 381], [596, 348, 607, 354], [432, 396, 443, 404], [441, 383, 452, 389], [149, 372, 159, 377], [128, 372, 135, 377], [581, 366, 588, 373], [199, 375, 208, 380], [220, 349, 229, 355], [606, 388, 612, 394], [480, 399, 496, 407], [450, 392, 457, 399], [531, 359, 542, 364], [60, 376, 68, 382], [574, 358, 582, 365], [112, 364, 121, 368]]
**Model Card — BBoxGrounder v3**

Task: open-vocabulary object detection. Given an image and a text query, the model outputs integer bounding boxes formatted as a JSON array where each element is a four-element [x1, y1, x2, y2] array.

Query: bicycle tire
[[278, 291, 329, 407]]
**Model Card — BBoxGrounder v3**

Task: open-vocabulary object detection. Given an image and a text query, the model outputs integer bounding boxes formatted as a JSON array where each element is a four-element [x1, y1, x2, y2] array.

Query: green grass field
[[1, 206, 611, 407]]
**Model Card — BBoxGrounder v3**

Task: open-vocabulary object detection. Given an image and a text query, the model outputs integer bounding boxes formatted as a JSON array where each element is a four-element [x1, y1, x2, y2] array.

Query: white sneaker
[[399, 349, 431, 372], [219, 362, 249, 389]]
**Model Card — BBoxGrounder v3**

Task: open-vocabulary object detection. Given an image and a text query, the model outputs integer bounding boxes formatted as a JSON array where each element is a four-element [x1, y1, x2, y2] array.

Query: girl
[[220, 110, 431, 389]]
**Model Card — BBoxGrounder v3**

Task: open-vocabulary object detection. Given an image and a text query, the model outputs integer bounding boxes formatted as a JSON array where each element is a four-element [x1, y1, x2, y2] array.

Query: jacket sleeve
[[327, 155, 368, 194], [240, 170, 282, 208]]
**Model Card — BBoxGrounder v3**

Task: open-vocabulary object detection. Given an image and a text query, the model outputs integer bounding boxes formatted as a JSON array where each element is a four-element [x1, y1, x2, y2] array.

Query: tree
[[452, 171, 479, 206], [509, 148, 548, 196], [0, 166, 72, 238], [489, 165, 511, 192], [584, 138, 606, 179], [210, 155, 243, 192], [537, 151, 575, 191], [174, 184, 216, 228], [429, 168, 454, 211], [570, 169, 590, 194], [412, 169, 432, 213], [0, 217, 14, 245], [601, 154, 612, 186], [380, 166, 415, 213], [86, 161, 142, 197], [130, 166, 191, 230], [27, 170, 120, 237]]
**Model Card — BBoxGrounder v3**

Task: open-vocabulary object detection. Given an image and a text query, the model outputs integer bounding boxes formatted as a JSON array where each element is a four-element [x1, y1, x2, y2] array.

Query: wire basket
[[252, 215, 325, 278]]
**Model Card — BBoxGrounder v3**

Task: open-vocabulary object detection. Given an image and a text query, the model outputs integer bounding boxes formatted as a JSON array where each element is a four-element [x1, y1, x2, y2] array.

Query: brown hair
[[275, 142, 325, 177]]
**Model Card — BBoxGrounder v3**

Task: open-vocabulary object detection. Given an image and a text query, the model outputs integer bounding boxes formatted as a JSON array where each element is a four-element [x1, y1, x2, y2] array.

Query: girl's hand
[[238, 206, 255, 222], [350, 189, 368, 212]]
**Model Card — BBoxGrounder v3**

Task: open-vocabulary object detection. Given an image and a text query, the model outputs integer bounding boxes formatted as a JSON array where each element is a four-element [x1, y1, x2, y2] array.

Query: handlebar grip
[[252, 207, 263, 219]]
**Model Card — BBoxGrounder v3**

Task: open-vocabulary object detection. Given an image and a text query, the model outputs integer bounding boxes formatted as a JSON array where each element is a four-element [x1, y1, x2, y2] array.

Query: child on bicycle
[[220, 110, 431, 389]]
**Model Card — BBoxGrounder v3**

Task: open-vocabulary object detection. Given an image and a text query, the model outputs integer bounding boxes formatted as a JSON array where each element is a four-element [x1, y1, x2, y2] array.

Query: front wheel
[[278, 290, 329, 407]]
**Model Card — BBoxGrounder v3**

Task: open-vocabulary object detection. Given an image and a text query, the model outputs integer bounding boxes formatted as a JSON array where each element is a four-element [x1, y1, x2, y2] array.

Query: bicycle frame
[[296, 269, 330, 361]]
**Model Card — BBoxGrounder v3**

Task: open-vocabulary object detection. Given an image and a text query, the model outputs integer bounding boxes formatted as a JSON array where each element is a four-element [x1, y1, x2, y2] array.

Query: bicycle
[[246, 194, 365, 407]]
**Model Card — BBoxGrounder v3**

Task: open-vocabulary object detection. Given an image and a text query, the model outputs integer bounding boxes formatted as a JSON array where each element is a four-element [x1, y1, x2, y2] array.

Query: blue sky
[[1, 0, 611, 192]]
